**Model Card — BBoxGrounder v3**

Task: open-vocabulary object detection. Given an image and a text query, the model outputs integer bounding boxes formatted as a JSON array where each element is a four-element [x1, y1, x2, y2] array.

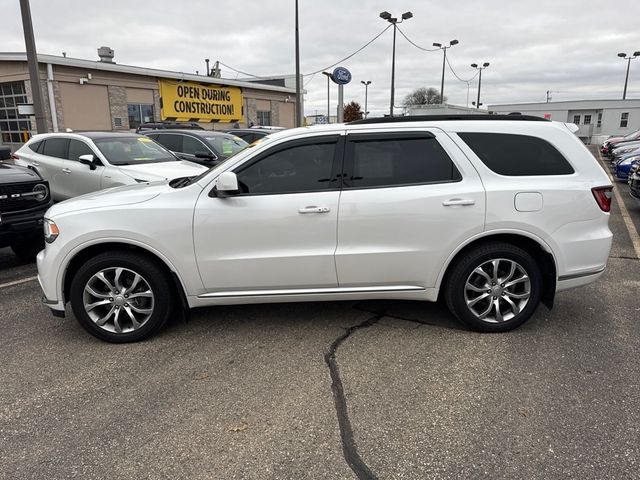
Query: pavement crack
[[325, 315, 381, 480]]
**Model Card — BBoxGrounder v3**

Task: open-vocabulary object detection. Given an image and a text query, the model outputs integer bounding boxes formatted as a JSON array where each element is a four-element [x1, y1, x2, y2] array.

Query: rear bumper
[[557, 268, 606, 292]]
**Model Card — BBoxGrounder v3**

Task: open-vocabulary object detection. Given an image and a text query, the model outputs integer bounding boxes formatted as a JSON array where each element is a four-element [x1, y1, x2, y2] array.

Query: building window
[[127, 103, 154, 129], [572, 115, 581, 125], [597, 113, 602, 127], [620, 112, 629, 128], [0, 81, 32, 143], [256, 110, 271, 126], [583, 115, 591, 125]]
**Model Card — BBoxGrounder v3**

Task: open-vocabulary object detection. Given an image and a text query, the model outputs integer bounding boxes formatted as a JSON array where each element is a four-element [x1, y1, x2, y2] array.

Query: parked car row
[[1, 123, 263, 261], [601, 130, 640, 201]]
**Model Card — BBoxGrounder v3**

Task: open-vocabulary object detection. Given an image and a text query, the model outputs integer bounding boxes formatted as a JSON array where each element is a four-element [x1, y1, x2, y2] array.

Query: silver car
[[14, 132, 207, 201]]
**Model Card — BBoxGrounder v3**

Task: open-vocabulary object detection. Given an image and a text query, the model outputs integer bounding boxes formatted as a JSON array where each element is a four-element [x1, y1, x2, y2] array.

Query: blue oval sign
[[332, 67, 352, 85]]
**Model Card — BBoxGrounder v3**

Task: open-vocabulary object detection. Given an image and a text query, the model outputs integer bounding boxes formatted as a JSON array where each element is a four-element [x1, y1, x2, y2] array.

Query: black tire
[[69, 251, 174, 342], [11, 235, 44, 263], [444, 242, 542, 332]]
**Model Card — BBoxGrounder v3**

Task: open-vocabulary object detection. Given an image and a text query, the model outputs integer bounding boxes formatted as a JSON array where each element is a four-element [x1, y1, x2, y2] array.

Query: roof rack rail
[[349, 114, 549, 125]]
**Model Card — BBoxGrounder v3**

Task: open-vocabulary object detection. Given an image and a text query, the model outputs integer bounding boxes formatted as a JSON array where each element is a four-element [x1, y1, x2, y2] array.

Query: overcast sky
[[3, 0, 640, 118]]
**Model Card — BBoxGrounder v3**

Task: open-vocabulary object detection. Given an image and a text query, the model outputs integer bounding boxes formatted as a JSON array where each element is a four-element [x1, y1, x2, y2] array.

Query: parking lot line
[[0, 275, 38, 289], [598, 151, 640, 260]]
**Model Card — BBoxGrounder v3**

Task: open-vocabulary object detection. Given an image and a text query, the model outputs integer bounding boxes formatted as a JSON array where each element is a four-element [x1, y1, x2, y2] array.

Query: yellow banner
[[159, 80, 243, 122]]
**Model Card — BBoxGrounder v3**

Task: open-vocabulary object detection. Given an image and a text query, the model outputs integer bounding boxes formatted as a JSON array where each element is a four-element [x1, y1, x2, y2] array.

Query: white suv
[[37, 115, 613, 342]]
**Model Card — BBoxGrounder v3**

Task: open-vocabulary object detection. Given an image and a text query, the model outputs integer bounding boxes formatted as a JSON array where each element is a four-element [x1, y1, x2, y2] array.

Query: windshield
[[204, 134, 248, 158], [94, 137, 177, 165]]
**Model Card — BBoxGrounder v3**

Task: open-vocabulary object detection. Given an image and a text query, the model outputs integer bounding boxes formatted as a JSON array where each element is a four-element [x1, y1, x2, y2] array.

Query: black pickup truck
[[0, 146, 53, 261]]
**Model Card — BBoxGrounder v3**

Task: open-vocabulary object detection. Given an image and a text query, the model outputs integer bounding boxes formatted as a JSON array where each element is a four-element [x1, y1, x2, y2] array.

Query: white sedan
[[14, 132, 207, 201]]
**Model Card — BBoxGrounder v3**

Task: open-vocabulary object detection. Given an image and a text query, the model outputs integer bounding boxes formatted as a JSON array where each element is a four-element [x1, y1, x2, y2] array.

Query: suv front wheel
[[445, 242, 542, 332], [70, 251, 174, 342]]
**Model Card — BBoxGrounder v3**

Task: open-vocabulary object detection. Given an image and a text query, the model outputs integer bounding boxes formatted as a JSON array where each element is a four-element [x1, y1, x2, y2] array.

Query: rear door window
[[344, 133, 461, 189], [42, 138, 69, 159], [151, 133, 182, 152], [458, 132, 575, 176]]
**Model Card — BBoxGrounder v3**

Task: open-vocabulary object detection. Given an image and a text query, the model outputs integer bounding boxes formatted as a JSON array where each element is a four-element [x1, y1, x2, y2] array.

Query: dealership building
[[0, 50, 299, 148], [488, 99, 640, 144]]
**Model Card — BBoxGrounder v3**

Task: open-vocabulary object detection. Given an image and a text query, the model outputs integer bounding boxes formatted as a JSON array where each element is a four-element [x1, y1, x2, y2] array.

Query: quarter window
[[42, 138, 69, 159], [344, 135, 461, 189], [235, 140, 336, 195], [458, 132, 574, 176]]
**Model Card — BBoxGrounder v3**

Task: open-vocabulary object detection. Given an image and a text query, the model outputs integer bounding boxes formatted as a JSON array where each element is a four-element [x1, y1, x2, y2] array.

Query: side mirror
[[79, 154, 98, 170], [214, 171, 239, 197], [195, 150, 216, 160]]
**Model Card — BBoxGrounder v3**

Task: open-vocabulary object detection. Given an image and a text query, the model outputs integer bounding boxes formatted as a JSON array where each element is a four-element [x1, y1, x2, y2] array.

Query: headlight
[[32, 183, 49, 201], [44, 218, 59, 244]]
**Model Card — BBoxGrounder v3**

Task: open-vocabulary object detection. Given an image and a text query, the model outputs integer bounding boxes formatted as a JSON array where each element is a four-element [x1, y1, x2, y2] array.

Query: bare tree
[[344, 101, 364, 122], [403, 87, 446, 106]]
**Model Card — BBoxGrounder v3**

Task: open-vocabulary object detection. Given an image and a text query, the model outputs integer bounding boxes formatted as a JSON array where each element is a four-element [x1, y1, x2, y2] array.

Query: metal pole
[[364, 83, 369, 118], [19, 0, 47, 134], [294, 0, 302, 127], [327, 75, 330, 123], [440, 47, 447, 104], [476, 68, 482, 109], [390, 22, 397, 116], [337, 84, 344, 123], [623, 57, 631, 100]]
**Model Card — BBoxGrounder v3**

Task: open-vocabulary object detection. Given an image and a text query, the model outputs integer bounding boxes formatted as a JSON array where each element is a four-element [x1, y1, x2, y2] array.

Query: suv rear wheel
[[69, 251, 174, 342], [445, 242, 542, 332]]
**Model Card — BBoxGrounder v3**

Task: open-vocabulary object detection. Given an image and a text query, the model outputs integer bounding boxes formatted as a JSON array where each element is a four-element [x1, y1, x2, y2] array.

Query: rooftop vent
[[97, 46, 115, 63]]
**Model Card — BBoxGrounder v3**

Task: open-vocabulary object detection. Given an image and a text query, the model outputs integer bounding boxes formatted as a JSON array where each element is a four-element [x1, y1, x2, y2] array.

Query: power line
[[219, 24, 393, 82], [445, 55, 479, 83], [304, 24, 392, 76], [395, 26, 440, 52]]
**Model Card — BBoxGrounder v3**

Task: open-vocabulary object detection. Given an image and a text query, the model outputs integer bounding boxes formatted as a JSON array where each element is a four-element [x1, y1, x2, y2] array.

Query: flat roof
[[0, 52, 298, 94]]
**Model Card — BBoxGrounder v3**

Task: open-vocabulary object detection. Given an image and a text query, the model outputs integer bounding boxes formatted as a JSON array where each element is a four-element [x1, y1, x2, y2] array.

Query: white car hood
[[117, 161, 207, 180], [47, 181, 169, 217]]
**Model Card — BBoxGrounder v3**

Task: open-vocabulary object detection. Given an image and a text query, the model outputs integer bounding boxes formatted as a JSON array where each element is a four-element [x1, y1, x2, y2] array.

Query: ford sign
[[332, 67, 352, 85]]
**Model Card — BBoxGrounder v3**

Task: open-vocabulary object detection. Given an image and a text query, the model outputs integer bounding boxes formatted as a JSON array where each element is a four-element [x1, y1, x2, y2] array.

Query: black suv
[[0, 147, 53, 261], [135, 121, 204, 133]]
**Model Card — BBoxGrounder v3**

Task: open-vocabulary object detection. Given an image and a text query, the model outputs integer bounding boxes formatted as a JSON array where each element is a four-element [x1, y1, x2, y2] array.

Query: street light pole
[[361, 80, 371, 118], [294, 0, 302, 127], [322, 71, 331, 123], [380, 11, 412, 117], [19, 0, 47, 134], [471, 62, 490, 109], [433, 39, 459, 104], [618, 51, 640, 100]]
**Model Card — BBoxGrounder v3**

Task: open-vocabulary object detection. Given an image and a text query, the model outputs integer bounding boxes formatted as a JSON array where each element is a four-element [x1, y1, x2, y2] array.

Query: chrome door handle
[[62, 168, 71, 174], [298, 206, 331, 214], [31, 161, 40, 166], [442, 198, 475, 206]]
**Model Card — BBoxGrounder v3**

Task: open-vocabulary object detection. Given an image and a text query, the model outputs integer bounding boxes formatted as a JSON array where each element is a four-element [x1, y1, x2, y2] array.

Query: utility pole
[[19, 0, 47, 134], [294, 0, 303, 127]]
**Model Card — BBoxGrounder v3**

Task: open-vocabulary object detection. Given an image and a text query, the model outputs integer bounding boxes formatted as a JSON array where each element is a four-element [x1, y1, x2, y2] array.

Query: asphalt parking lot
[[1, 149, 639, 480]]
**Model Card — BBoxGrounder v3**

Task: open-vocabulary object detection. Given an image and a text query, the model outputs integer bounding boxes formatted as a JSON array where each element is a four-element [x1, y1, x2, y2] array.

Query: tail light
[[591, 186, 613, 212]]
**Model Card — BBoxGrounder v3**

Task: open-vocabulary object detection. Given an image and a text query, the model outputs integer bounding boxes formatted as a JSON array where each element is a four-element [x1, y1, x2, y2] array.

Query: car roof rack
[[349, 114, 549, 125]]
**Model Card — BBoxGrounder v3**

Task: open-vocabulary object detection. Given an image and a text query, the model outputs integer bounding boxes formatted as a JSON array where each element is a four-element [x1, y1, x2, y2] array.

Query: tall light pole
[[294, 0, 302, 127], [322, 71, 332, 123], [380, 10, 412, 117], [471, 62, 490, 109], [617, 51, 640, 100], [361, 80, 371, 118], [19, 0, 47, 134], [433, 39, 458, 104]]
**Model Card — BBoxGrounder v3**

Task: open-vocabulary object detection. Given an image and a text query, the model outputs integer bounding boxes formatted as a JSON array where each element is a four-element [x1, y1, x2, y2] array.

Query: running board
[[197, 285, 425, 298]]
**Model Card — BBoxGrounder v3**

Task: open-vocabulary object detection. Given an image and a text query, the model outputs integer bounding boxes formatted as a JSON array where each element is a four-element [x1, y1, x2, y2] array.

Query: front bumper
[[37, 247, 66, 314], [0, 207, 48, 247]]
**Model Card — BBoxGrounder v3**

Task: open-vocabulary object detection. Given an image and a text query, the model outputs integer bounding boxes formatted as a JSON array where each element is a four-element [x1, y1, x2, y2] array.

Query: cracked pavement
[[1, 152, 640, 479]]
